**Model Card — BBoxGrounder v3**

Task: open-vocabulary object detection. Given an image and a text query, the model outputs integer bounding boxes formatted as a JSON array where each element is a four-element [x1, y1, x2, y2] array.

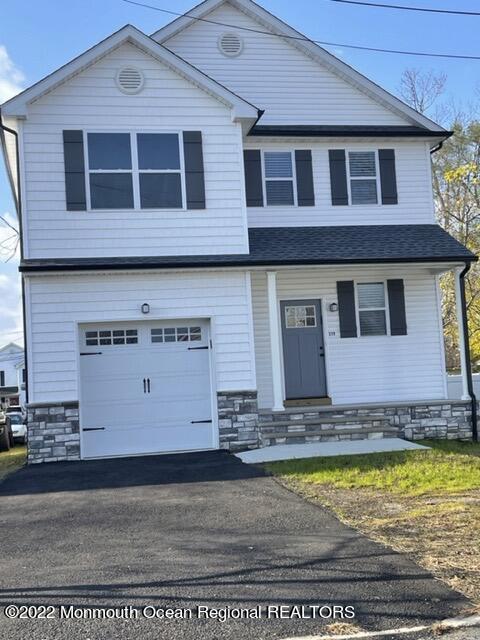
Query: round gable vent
[[218, 32, 243, 57], [116, 67, 145, 94]]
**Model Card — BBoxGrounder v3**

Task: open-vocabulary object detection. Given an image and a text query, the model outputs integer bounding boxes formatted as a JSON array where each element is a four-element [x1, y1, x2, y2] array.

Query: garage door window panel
[[151, 326, 202, 343], [85, 329, 138, 346]]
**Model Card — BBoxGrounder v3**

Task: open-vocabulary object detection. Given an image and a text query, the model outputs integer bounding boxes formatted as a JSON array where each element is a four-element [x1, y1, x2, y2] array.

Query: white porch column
[[267, 271, 284, 411], [454, 266, 470, 400]]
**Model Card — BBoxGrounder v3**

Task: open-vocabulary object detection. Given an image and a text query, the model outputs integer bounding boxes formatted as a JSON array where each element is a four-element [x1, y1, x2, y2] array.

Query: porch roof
[[19, 224, 476, 273]]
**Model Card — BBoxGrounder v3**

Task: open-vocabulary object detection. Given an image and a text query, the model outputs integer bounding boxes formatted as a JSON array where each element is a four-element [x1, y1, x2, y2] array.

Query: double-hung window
[[88, 133, 134, 209], [356, 282, 388, 336], [347, 151, 379, 205], [263, 151, 295, 206], [87, 132, 183, 210]]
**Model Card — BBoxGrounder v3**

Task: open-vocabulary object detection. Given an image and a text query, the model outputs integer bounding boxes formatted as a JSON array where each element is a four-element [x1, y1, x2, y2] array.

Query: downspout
[[0, 107, 29, 405], [430, 140, 443, 155], [459, 262, 478, 441]]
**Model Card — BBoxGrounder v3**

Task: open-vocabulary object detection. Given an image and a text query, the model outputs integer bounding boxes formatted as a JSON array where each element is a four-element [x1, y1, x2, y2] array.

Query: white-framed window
[[86, 131, 185, 210], [355, 282, 388, 336], [285, 305, 317, 328], [151, 326, 202, 343], [347, 151, 379, 205], [262, 150, 296, 206], [85, 329, 138, 346]]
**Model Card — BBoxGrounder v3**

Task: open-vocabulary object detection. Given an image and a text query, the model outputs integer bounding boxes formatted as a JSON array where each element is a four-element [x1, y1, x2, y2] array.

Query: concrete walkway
[[236, 438, 428, 464]]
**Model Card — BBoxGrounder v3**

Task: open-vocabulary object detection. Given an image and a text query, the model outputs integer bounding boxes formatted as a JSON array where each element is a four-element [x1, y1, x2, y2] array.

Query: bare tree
[[0, 215, 19, 262], [398, 68, 447, 115]]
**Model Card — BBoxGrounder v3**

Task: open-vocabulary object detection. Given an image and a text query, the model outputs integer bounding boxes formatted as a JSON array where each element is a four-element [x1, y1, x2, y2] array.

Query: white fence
[[447, 374, 480, 399]]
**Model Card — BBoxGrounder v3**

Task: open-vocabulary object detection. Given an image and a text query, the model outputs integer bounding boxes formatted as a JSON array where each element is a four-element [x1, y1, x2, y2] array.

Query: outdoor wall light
[[141, 303, 150, 314], [329, 302, 338, 313]]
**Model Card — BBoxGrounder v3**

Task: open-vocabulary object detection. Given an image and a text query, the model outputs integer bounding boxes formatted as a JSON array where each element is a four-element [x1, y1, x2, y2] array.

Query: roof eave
[[19, 255, 476, 274]]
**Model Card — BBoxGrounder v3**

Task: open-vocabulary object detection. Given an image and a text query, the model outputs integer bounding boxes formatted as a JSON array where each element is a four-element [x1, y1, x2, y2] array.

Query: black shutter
[[295, 150, 315, 206], [387, 279, 407, 335], [63, 130, 86, 211], [183, 131, 206, 209], [337, 281, 357, 338], [328, 150, 348, 206], [379, 149, 398, 205], [0, 371, 4, 387], [243, 150, 264, 207]]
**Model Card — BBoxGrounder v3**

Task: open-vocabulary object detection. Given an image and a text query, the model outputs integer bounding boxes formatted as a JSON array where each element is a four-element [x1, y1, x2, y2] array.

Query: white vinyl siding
[[164, 2, 409, 126], [245, 140, 435, 227], [26, 270, 256, 403], [21, 42, 249, 259], [251, 266, 446, 408]]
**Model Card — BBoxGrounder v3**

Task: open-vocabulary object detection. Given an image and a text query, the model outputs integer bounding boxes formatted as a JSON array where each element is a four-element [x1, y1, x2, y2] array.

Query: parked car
[[7, 413, 26, 444], [0, 416, 13, 451], [5, 405, 24, 417]]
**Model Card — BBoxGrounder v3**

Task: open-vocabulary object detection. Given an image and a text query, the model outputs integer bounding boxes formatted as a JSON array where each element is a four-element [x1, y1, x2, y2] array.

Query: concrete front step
[[261, 426, 400, 447]]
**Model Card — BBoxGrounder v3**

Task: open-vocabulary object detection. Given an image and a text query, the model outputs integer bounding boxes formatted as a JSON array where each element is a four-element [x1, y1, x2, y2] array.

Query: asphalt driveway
[[0, 451, 470, 639]]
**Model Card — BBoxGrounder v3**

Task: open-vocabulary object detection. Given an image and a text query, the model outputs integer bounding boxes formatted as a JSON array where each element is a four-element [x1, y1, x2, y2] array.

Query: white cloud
[[0, 211, 22, 347], [0, 45, 24, 103]]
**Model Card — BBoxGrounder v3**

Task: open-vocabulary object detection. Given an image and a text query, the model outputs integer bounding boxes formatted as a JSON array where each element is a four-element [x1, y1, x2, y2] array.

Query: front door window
[[285, 305, 317, 328]]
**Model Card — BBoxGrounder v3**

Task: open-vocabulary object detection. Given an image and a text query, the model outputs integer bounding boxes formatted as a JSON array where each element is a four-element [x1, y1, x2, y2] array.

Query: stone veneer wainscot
[[217, 391, 259, 450], [27, 402, 80, 464]]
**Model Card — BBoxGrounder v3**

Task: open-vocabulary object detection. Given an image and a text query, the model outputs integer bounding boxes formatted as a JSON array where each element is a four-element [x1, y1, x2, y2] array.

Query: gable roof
[[152, 0, 447, 134], [0, 343, 23, 356], [1, 24, 259, 122]]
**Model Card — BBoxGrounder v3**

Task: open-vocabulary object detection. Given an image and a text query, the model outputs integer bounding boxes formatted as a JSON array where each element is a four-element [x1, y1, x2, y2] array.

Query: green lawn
[[266, 440, 480, 496], [266, 440, 480, 604], [0, 445, 27, 482]]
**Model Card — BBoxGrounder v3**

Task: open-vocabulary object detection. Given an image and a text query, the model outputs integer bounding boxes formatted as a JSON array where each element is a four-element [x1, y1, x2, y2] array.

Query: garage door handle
[[191, 419, 213, 424], [143, 378, 147, 393], [80, 352, 103, 356], [188, 345, 209, 350], [83, 427, 105, 431], [147, 378, 151, 393]]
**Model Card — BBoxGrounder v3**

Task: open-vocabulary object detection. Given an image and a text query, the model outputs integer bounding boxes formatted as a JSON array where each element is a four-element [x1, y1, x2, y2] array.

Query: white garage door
[[79, 319, 214, 459]]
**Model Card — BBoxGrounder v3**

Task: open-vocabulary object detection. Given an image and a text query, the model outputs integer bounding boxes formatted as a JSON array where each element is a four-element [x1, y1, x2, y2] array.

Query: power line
[[330, 0, 480, 16], [120, 0, 480, 60]]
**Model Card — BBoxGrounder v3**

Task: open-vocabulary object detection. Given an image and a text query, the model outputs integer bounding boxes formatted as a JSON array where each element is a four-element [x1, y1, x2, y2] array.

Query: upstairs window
[[88, 133, 133, 209], [137, 134, 182, 208], [263, 151, 295, 206], [86, 132, 184, 210], [356, 282, 387, 336], [347, 151, 378, 205]]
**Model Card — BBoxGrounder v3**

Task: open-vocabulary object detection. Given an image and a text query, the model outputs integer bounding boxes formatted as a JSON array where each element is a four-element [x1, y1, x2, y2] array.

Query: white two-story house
[[0, 0, 476, 464]]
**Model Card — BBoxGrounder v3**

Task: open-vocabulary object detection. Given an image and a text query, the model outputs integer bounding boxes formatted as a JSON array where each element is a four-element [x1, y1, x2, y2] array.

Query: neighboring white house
[[0, 0, 476, 464], [0, 342, 25, 408]]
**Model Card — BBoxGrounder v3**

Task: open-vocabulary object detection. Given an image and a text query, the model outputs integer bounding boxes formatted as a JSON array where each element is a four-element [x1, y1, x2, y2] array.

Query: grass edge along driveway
[[0, 445, 26, 483], [266, 440, 480, 607]]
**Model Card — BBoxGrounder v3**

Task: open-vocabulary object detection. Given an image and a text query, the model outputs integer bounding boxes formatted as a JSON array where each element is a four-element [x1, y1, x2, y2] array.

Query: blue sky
[[0, 0, 479, 345]]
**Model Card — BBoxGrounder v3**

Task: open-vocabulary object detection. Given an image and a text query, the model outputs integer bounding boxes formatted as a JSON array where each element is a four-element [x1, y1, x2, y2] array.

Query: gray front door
[[280, 299, 327, 400]]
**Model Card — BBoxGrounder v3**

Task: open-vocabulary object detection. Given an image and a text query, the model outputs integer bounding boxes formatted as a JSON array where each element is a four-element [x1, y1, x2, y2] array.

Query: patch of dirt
[[323, 621, 364, 636], [278, 478, 480, 606]]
